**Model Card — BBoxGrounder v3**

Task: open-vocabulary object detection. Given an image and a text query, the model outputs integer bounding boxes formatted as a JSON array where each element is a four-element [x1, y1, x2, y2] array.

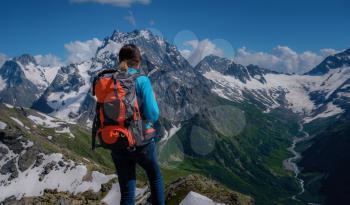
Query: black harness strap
[[91, 102, 100, 151]]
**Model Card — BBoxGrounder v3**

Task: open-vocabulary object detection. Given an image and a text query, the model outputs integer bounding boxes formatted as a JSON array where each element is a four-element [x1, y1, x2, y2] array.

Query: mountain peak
[[94, 29, 188, 73], [344, 47, 350, 54], [13, 54, 37, 66], [109, 29, 155, 42], [306, 48, 350, 75], [196, 55, 234, 73], [203, 54, 233, 63]]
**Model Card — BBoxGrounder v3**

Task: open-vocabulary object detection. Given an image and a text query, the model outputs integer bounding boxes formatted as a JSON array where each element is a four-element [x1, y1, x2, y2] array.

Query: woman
[[111, 44, 165, 205]]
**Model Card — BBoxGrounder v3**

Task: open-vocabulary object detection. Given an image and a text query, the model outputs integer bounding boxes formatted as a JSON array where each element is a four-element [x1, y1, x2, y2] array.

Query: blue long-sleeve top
[[128, 68, 159, 127]]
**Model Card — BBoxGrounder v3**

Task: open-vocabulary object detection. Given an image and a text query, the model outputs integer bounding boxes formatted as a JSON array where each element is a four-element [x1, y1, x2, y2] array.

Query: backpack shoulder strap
[[97, 68, 117, 76], [112, 70, 145, 86], [112, 69, 130, 80], [91, 102, 101, 151]]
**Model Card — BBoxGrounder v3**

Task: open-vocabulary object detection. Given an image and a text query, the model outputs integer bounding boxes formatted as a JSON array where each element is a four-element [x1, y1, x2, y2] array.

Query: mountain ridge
[[305, 48, 350, 76]]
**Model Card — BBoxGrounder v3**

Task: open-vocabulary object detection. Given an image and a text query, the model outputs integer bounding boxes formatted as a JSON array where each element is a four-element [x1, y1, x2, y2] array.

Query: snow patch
[[338, 92, 350, 98], [0, 76, 7, 91], [4, 103, 14, 108], [0, 145, 116, 201], [21, 140, 34, 149], [97, 40, 122, 60], [180, 191, 225, 205], [74, 171, 115, 193], [341, 84, 350, 90], [303, 102, 344, 123], [102, 184, 148, 205], [161, 124, 181, 143], [0, 121, 7, 129], [140, 30, 151, 40], [27, 114, 64, 128], [55, 126, 75, 138], [41, 66, 60, 85], [204, 70, 283, 111], [101, 183, 121, 205], [86, 118, 93, 128], [10, 117, 24, 127], [212, 87, 241, 102], [17, 62, 59, 91], [264, 73, 317, 113]]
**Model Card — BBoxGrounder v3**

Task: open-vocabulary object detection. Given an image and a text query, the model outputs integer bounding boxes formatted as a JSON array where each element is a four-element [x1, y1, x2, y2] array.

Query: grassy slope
[[158, 96, 303, 205]]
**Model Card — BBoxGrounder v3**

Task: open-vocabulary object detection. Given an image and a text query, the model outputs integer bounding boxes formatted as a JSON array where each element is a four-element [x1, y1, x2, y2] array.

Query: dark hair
[[118, 44, 141, 71]]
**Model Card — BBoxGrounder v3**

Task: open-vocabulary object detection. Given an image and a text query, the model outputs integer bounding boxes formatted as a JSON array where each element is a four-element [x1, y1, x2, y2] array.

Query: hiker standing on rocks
[[92, 44, 165, 205]]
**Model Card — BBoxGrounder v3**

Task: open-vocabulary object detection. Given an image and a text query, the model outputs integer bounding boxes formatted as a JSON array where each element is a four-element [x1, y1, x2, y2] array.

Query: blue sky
[[0, 0, 349, 72]]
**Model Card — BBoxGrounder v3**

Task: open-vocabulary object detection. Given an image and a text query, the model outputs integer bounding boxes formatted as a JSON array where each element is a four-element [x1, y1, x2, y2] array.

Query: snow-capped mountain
[[1, 30, 349, 126], [90, 29, 210, 122], [0, 54, 59, 107], [31, 29, 212, 125], [32, 61, 92, 123], [92, 30, 191, 73], [197, 49, 350, 123], [306, 48, 350, 75], [197, 54, 278, 84]]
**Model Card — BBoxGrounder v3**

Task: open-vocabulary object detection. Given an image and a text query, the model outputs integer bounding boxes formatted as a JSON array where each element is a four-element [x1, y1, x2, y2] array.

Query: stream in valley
[[283, 122, 311, 201]]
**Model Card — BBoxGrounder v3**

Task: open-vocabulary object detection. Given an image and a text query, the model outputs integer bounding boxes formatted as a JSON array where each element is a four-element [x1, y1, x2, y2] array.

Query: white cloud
[[178, 37, 340, 73], [0, 53, 8, 67], [234, 46, 340, 73], [71, 0, 150, 7], [179, 49, 192, 59], [320, 48, 338, 56], [34, 54, 63, 67], [124, 11, 136, 26], [64, 38, 103, 64], [180, 39, 224, 66]]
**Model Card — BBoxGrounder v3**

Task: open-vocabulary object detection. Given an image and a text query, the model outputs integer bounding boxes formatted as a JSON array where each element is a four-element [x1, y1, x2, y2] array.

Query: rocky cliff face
[[0, 60, 40, 107], [32, 61, 92, 122], [0, 54, 59, 107]]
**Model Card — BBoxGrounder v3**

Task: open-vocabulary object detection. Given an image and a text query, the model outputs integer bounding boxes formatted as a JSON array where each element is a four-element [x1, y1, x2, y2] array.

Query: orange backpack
[[91, 69, 153, 150]]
